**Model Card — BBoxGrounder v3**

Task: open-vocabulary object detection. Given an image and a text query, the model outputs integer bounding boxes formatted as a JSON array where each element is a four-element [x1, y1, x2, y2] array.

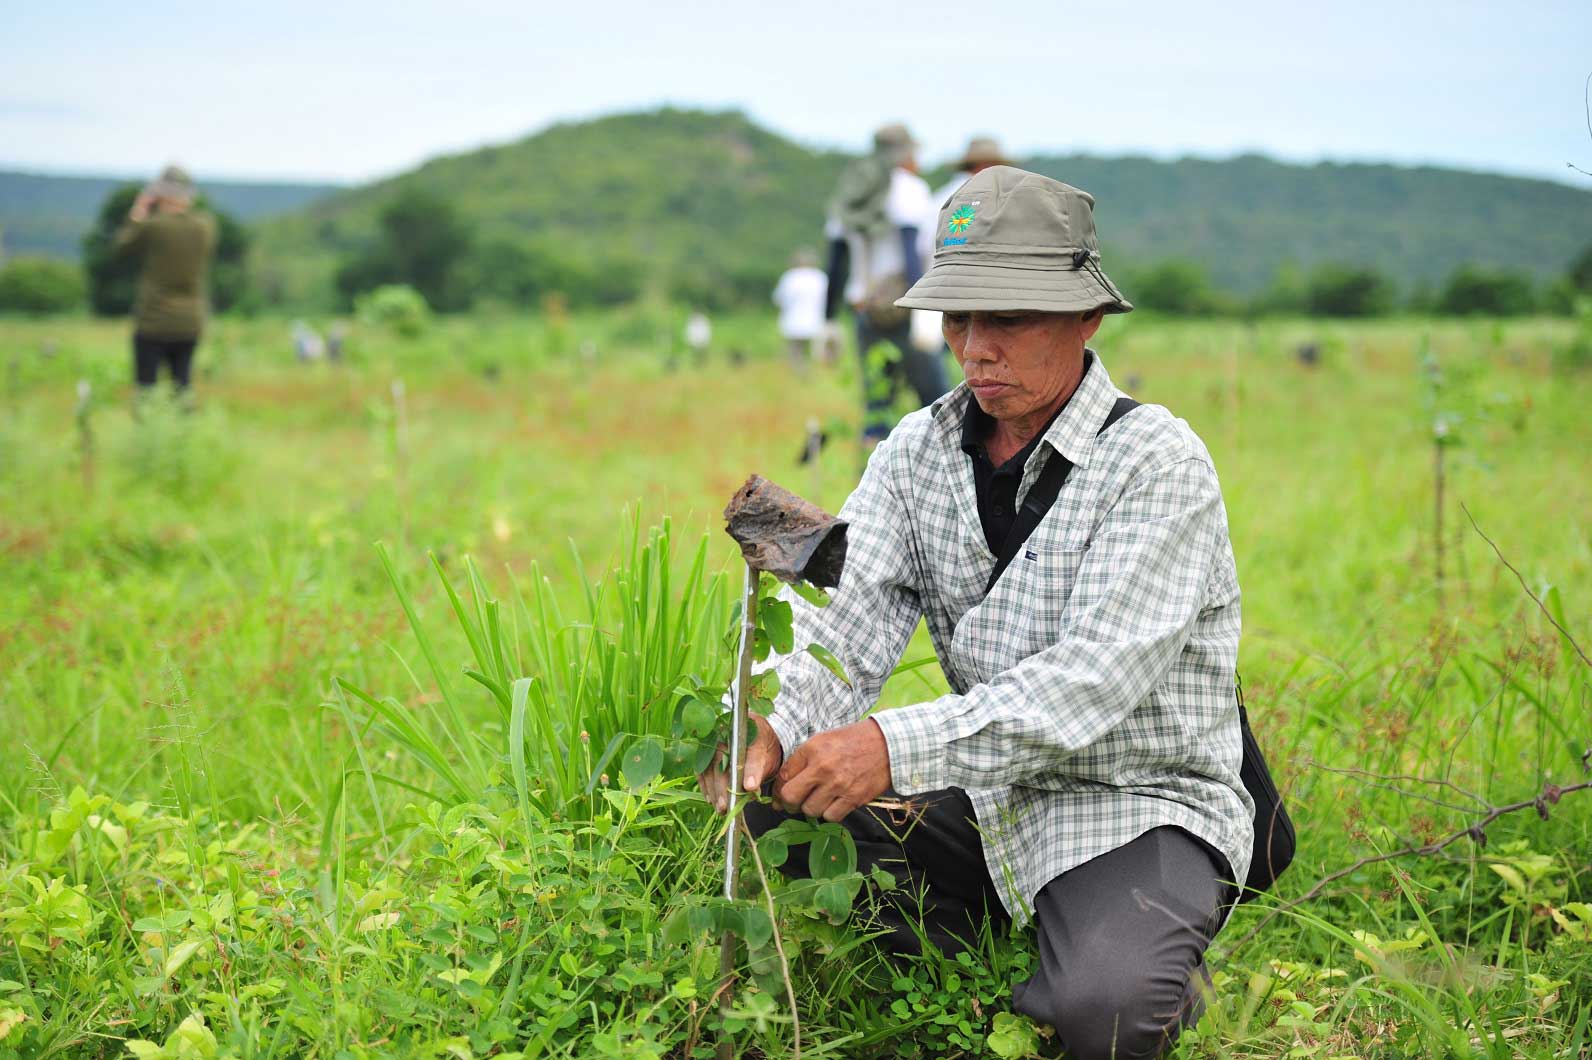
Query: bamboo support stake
[[717, 564, 759, 1060]]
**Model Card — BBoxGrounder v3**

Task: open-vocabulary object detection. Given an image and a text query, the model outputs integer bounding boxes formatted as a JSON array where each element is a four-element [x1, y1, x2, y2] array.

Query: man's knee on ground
[[1022, 958, 1192, 1060]]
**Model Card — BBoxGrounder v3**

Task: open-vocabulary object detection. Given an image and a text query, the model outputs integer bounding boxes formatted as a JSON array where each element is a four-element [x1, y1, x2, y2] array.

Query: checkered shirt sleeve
[[764, 438, 925, 756]]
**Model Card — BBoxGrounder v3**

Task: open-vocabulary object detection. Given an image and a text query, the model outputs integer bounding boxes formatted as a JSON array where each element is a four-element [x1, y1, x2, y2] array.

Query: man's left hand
[[772, 718, 892, 822]]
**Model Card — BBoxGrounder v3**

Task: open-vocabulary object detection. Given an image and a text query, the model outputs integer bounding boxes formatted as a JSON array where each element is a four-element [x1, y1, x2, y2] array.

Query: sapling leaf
[[756, 831, 790, 869], [815, 878, 854, 922], [870, 863, 898, 892], [810, 825, 857, 879], [762, 599, 795, 655], [768, 818, 820, 846], [679, 697, 718, 739], [620, 736, 664, 789], [661, 906, 693, 946], [692, 739, 718, 774], [663, 739, 697, 775], [740, 906, 774, 951], [790, 581, 831, 608], [753, 628, 771, 662], [750, 670, 781, 700], [805, 643, 851, 687]]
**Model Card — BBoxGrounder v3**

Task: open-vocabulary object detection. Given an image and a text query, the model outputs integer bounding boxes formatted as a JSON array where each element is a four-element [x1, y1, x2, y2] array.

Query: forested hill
[[252, 108, 1591, 307], [0, 169, 340, 259], [1021, 153, 1592, 293], [254, 109, 851, 308]]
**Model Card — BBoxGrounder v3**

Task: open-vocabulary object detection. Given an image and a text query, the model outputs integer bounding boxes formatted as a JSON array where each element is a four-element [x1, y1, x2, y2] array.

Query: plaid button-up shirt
[[766, 352, 1253, 923]]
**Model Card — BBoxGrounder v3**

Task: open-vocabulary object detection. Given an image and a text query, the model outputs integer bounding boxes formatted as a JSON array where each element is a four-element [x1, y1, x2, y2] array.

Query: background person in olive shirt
[[115, 165, 217, 394]]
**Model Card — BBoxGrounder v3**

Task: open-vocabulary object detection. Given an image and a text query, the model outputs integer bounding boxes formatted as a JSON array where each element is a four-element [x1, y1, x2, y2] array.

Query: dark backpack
[[984, 396, 1295, 900]]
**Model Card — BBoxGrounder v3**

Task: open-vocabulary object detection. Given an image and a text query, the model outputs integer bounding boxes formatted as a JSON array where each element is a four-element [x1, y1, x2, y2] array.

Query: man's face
[[943, 310, 1103, 422]]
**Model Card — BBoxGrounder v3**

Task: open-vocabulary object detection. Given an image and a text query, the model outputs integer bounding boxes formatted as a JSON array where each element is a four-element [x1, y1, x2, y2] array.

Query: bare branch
[[1460, 503, 1590, 668], [1303, 759, 1488, 811], [1226, 777, 1592, 955]]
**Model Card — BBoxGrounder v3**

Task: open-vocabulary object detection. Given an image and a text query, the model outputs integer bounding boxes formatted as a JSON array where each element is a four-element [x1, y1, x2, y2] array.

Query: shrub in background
[[0, 257, 85, 315], [336, 186, 474, 312], [1435, 266, 1537, 316], [355, 283, 431, 338], [1247, 263, 1308, 316], [1126, 260, 1230, 315], [1305, 263, 1396, 317]]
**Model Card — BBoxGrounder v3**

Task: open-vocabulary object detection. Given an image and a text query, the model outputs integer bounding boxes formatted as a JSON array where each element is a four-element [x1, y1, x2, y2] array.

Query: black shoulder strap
[[983, 396, 1140, 595]]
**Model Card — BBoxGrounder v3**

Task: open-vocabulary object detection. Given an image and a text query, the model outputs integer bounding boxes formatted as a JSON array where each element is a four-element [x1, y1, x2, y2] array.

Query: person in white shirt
[[825, 123, 949, 444], [684, 311, 712, 366], [911, 136, 1014, 352], [771, 248, 829, 369]]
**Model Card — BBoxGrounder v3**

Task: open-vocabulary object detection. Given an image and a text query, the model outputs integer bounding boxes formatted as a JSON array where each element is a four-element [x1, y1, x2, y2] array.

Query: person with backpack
[[703, 167, 1290, 1060], [115, 165, 217, 397], [825, 123, 949, 444]]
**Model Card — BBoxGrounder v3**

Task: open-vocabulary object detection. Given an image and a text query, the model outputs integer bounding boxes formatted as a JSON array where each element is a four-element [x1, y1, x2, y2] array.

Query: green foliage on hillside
[[1022, 153, 1592, 295], [256, 108, 850, 311]]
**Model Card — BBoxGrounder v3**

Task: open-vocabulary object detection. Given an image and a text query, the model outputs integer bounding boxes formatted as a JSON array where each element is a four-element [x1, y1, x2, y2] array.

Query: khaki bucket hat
[[896, 165, 1133, 315]]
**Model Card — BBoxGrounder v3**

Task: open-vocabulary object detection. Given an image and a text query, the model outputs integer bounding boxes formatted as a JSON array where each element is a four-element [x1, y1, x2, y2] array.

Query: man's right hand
[[698, 712, 784, 814]]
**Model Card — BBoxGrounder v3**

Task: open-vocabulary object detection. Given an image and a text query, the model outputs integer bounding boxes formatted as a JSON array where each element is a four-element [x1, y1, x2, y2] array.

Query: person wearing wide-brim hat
[[707, 166, 1256, 1059], [115, 164, 217, 399], [822, 122, 950, 443], [954, 135, 1012, 173]]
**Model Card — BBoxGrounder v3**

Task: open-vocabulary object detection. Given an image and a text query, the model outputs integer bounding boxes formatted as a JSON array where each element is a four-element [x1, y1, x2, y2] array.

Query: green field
[[2, 312, 1589, 1059]]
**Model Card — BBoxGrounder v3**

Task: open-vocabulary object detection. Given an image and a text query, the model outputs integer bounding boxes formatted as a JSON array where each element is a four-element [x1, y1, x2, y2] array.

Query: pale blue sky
[[3, 0, 1589, 186]]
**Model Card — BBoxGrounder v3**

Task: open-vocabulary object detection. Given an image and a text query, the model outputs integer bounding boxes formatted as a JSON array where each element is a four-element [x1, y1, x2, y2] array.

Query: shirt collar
[[933, 349, 1118, 469], [1041, 349, 1116, 469]]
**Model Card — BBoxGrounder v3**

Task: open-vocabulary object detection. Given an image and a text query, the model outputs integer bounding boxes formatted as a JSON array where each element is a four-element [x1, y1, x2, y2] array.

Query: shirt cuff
[[871, 702, 950, 795], [765, 711, 807, 760]]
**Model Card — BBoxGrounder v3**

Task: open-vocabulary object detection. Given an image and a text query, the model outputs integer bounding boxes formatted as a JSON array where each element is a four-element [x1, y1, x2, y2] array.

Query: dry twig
[[1229, 777, 1592, 953], [1461, 503, 1590, 668], [740, 816, 801, 1060]]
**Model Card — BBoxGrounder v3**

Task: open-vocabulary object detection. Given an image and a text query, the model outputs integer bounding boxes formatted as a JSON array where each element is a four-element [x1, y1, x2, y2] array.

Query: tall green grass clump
[[339, 515, 733, 817]]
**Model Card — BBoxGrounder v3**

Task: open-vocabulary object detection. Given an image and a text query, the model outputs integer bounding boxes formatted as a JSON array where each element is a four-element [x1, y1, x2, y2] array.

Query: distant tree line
[[1124, 252, 1591, 318], [3, 182, 1592, 320], [325, 186, 1592, 319], [329, 186, 773, 313]]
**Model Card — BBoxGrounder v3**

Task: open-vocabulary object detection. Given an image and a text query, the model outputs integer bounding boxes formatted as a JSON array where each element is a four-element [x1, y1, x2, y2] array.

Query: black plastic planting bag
[[723, 475, 849, 588]]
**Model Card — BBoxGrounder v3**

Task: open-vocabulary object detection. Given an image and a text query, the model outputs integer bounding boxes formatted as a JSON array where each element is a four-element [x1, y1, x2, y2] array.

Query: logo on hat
[[947, 204, 976, 235]]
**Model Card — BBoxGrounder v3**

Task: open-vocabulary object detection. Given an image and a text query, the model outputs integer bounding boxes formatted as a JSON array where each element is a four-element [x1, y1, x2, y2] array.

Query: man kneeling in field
[[701, 167, 1253, 1060]]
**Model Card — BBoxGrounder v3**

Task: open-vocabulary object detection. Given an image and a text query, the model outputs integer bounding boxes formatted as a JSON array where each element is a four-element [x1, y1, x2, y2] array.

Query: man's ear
[[1078, 307, 1105, 343]]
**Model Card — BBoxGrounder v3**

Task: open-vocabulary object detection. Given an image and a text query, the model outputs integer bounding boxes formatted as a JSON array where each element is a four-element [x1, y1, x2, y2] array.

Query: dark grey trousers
[[744, 789, 1233, 1060]]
